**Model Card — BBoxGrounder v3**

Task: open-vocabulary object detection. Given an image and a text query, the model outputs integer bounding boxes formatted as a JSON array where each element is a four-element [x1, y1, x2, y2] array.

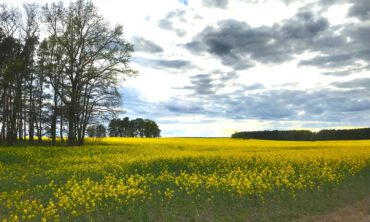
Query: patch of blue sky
[[179, 0, 189, 6]]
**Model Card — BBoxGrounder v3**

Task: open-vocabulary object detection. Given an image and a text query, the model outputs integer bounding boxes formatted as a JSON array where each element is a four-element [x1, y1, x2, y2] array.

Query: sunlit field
[[0, 138, 369, 221]]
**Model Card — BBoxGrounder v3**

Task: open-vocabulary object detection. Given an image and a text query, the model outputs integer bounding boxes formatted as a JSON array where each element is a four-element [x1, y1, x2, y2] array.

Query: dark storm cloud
[[300, 24, 370, 71], [202, 0, 229, 9], [348, 0, 370, 21], [122, 81, 370, 131], [183, 74, 218, 95], [156, 59, 192, 68], [158, 9, 187, 37], [321, 70, 357, 77], [181, 73, 231, 95], [186, 11, 330, 69], [286, 2, 370, 73], [132, 57, 193, 70], [219, 71, 239, 82], [165, 74, 370, 123], [321, 65, 370, 76], [165, 100, 205, 114], [176, 71, 243, 96], [221, 87, 370, 121], [222, 90, 306, 120], [186, 0, 370, 74], [239, 0, 347, 6], [333, 78, 370, 90], [132, 36, 163, 53], [279, 11, 329, 40], [240, 83, 264, 91], [299, 53, 354, 68]]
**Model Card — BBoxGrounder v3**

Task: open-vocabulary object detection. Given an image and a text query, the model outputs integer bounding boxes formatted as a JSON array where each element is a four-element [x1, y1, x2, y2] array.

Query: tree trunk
[[0, 123, 5, 141], [8, 96, 18, 145], [59, 76, 65, 143], [60, 116, 64, 143], [67, 103, 76, 146], [51, 92, 57, 146], [38, 77, 43, 145], [37, 121, 42, 144], [29, 85, 34, 144], [18, 114, 23, 141]]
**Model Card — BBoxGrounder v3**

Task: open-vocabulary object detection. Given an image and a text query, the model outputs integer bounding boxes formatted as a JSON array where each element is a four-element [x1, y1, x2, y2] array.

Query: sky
[[4, 0, 370, 137]]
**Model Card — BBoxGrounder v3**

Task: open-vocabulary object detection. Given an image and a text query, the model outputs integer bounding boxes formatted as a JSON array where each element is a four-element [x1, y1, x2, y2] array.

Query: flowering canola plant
[[0, 138, 369, 221]]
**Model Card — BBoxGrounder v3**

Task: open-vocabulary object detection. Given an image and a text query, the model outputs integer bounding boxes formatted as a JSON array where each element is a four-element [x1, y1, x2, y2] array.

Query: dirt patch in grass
[[297, 196, 370, 222]]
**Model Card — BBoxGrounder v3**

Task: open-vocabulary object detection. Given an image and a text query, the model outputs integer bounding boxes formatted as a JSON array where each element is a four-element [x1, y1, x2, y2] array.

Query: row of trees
[[231, 128, 370, 141], [86, 124, 106, 139], [109, 117, 161, 138], [0, 1, 134, 146]]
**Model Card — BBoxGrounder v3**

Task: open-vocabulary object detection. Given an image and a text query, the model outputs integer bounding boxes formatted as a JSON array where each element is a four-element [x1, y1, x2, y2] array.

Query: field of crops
[[0, 138, 369, 221]]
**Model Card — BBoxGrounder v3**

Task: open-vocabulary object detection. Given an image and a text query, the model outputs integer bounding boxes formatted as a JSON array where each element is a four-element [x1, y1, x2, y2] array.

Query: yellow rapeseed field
[[0, 138, 369, 221]]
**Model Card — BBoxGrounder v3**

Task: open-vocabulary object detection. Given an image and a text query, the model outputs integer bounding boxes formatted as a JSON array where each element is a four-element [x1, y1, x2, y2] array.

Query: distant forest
[[108, 117, 161, 138], [232, 128, 370, 141]]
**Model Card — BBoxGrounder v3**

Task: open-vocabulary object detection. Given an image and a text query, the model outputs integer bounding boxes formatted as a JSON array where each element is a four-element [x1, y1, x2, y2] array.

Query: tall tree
[[43, 0, 135, 146], [0, 4, 22, 145], [0, 3, 39, 145], [22, 4, 40, 144]]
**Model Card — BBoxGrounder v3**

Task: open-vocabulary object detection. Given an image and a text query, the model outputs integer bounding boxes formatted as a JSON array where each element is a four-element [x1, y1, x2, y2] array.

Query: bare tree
[[43, 0, 135, 146]]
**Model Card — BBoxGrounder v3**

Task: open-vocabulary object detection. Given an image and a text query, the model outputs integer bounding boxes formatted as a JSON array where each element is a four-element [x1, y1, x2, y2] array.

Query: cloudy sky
[[6, 0, 370, 137]]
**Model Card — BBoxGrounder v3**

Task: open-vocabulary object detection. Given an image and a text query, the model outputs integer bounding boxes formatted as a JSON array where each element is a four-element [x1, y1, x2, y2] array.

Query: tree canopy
[[87, 124, 106, 140], [108, 117, 161, 138]]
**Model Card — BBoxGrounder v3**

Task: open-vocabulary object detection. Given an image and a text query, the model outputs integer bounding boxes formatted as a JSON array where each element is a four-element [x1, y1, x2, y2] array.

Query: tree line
[[0, 0, 134, 146], [108, 117, 161, 138], [231, 128, 370, 141], [86, 124, 106, 139]]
